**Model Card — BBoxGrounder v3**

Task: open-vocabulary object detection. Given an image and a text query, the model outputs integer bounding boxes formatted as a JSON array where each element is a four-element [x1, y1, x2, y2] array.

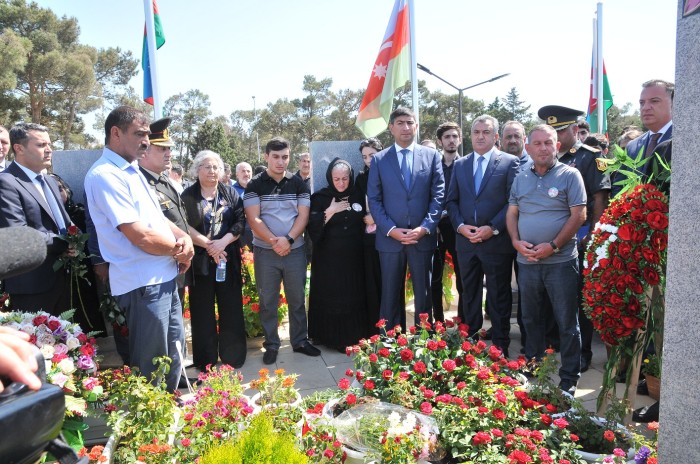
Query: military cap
[[537, 105, 585, 131], [149, 117, 175, 147]]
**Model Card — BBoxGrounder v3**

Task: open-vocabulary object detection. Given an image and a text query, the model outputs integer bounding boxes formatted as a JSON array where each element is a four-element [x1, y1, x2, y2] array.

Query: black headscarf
[[324, 157, 355, 199]]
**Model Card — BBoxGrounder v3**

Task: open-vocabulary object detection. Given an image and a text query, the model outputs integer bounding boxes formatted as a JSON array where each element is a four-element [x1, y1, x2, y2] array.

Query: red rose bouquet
[[582, 184, 668, 346]]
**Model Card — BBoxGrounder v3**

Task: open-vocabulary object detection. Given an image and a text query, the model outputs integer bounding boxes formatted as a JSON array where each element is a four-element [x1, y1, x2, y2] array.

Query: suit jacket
[[139, 167, 190, 233], [445, 149, 519, 254], [367, 144, 444, 252], [612, 125, 673, 197], [0, 162, 72, 293]]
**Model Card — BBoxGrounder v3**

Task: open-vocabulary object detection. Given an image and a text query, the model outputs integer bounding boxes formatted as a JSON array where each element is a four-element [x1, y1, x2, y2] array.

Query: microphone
[[0, 227, 47, 280]]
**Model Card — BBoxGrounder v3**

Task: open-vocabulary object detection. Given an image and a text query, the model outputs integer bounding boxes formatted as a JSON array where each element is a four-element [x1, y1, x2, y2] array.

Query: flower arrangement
[[241, 246, 288, 337], [0, 309, 102, 417], [249, 367, 300, 407], [632, 421, 659, 464], [334, 316, 583, 463], [53, 225, 96, 327], [582, 184, 668, 347], [174, 365, 254, 461], [300, 417, 347, 463]]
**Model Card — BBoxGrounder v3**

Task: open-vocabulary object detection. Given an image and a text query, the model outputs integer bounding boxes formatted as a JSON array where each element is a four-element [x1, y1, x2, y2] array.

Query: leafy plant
[[250, 368, 299, 406], [642, 353, 661, 378], [200, 412, 307, 464], [241, 246, 288, 337]]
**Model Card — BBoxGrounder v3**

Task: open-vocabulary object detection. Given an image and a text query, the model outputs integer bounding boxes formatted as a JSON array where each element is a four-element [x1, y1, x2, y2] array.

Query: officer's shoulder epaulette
[[580, 144, 601, 153]]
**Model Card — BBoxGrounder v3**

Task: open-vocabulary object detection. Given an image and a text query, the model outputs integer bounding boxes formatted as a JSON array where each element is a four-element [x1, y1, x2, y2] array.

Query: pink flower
[[420, 402, 433, 414], [323, 449, 335, 458], [442, 359, 457, 372], [181, 438, 191, 447], [363, 380, 375, 390], [338, 378, 350, 390], [375, 319, 387, 329], [552, 417, 568, 429]]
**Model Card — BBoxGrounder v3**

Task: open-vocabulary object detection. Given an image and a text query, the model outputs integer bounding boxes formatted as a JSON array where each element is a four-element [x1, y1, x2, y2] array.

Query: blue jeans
[[254, 246, 309, 350], [117, 278, 184, 392], [518, 259, 581, 382]]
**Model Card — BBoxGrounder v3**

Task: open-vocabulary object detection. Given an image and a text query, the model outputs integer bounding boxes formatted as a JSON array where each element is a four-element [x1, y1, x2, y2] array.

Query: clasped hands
[[513, 240, 555, 262], [389, 227, 426, 245], [173, 236, 195, 273], [202, 234, 239, 264], [459, 225, 494, 243]]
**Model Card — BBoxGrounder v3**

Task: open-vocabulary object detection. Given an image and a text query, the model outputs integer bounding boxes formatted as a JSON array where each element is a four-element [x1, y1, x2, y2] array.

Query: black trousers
[[189, 261, 247, 369], [431, 218, 462, 322]]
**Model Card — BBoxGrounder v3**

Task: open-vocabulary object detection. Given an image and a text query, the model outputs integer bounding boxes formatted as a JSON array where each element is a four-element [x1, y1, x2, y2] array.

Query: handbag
[[192, 247, 211, 276]]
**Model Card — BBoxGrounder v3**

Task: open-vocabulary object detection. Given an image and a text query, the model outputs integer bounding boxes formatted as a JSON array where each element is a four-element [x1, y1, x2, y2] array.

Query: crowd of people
[[0, 79, 673, 421]]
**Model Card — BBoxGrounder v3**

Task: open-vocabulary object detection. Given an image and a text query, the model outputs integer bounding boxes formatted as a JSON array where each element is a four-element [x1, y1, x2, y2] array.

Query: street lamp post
[[252, 96, 260, 162], [417, 63, 510, 146]]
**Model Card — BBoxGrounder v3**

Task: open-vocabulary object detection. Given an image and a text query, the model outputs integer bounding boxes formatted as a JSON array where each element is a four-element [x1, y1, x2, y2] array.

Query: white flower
[[36, 332, 56, 348], [58, 358, 76, 374], [609, 234, 617, 243], [40, 344, 55, 359], [49, 372, 69, 388], [65, 337, 81, 350]]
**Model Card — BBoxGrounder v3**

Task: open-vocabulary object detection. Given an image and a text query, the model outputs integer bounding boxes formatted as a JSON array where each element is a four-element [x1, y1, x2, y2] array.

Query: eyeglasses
[[200, 165, 219, 171]]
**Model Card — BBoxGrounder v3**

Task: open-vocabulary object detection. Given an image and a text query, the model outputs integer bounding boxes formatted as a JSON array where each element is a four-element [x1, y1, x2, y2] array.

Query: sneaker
[[263, 348, 278, 365]]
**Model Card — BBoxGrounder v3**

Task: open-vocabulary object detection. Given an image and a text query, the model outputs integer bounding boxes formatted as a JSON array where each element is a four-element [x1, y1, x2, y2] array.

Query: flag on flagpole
[[587, 9, 613, 135], [143, 0, 165, 105], [355, 0, 411, 137]]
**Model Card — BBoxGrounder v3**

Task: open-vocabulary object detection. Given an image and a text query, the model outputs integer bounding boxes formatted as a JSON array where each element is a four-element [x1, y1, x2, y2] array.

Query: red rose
[[603, 430, 615, 442], [363, 380, 375, 390], [609, 293, 624, 307], [630, 207, 646, 222], [612, 257, 625, 270], [399, 348, 413, 362], [626, 261, 640, 275], [642, 247, 660, 264], [651, 231, 667, 251], [646, 199, 665, 212], [420, 402, 433, 415], [32, 315, 48, 326], [472, 432, 492, 445], [632, 229, 647, 244], [67, 225, 79, 235], [378, 348, 390, 358], [250, 303, 260, 313], [346, 393, 357, 405], [617, 223, 635, 241], [622, 316, 643, 329], [413, 361, 427, 374], [368, 353, 378, 363], [47, 319, 61, 331], [338, 378, 350, 390], [617, 242, 632, 259], [540, 414, 552, 425], [643, 267, 660, 285], [552, 417, 568, 428], [442, 359, 457, 372], [646, 211, 669, 231], [382, 369, 392, 380]]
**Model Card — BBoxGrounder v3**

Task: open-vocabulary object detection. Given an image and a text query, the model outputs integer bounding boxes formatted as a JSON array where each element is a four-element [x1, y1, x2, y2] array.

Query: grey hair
[[236, 161, 252, 172], [190, 150, 224, 181], [501, 120, 525, 136], [471, 114, 499, 134]]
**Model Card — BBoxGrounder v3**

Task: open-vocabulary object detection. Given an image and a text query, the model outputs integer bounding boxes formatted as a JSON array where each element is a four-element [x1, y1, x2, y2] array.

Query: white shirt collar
[[394, 142, 416, 153], [653, 120, 673, 137]]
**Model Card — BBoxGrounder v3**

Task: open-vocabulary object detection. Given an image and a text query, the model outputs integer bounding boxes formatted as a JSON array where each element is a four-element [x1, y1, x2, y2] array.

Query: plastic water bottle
[[215, 260, 226, 282]]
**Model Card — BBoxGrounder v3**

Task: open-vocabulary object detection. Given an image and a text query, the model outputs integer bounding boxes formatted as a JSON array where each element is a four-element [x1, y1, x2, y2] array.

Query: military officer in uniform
[[538, 105, 611, 373], [139, 117, 191, 305]]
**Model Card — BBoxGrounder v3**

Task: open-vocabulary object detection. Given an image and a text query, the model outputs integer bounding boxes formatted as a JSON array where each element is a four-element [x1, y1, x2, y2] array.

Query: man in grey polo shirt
[[244, 137, 320, 365], [506, 124, 586, 395]]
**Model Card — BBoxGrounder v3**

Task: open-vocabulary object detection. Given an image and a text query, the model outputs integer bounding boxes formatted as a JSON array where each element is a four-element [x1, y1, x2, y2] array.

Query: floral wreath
[[582, 184, 668, 346]]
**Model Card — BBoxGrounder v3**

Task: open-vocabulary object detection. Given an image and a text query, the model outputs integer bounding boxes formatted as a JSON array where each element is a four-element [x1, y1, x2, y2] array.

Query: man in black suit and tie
[[611, 79, 673, 198], [367, 107, 445, 330], [0, 122, 75, 314], [445, 115, 519, 357]]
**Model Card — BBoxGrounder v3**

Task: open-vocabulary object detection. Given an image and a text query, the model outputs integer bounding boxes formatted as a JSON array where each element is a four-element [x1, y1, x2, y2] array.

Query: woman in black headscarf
[[307, 158, 367, 352]]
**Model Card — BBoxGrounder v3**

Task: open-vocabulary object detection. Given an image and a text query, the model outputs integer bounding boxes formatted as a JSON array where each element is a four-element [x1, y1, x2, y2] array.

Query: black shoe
[[263, 348, 278, 365], [178, 376, 200, 389], [559, 380, 577, 396], [632, 401, 659, 422], [637, 379, 649, 396], [293, 342, 321, 357], [580, 358, 590, 373]]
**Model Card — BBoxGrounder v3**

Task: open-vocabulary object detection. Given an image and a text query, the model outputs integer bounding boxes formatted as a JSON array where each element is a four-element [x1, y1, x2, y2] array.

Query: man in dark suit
[[367, 107, 445, 330], [0, 122, 75, 314], [611, 79, 673, 198], [446, 115, 519, 356]]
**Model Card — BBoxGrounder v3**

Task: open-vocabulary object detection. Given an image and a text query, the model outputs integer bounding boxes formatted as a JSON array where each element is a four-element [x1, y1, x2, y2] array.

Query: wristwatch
[[488, 224, 499, 236], [549, 240, 560, 253], [285, 234, 295, 245]]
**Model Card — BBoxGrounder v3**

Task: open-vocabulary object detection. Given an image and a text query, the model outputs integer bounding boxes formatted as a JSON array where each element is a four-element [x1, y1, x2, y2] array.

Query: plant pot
[[250, 391, 302, 413], [573, 416, 636, 463], [644, 374, 661, 401]]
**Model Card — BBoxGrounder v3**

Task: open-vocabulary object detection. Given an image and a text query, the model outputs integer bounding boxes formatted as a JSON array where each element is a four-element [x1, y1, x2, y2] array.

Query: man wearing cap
[[538, 105, 610, 373], [139, 117, 191, 305]]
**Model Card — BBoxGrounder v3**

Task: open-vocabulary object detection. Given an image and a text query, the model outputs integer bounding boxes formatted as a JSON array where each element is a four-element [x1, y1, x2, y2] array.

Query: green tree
[[188, 119, 234, 168], [163, 89, 211, 165], [605, 103, 642, 143], [502, 87, 532, 123]]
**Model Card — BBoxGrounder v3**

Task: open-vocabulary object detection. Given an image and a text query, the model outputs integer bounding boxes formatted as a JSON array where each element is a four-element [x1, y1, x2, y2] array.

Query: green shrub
[[200, 412, 307, 464]]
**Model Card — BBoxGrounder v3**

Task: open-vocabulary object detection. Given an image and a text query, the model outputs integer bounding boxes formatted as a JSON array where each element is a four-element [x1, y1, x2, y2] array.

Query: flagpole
[[408, 0, 419, 138], [596, 2, 604, 133], [144, 0, 162, 119]]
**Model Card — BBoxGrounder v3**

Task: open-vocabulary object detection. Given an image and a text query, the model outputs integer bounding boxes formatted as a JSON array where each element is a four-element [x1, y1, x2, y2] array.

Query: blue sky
[[35, 0, 677, 126]]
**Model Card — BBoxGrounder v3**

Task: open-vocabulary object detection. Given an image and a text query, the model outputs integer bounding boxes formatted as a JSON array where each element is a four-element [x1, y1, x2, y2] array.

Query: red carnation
[[413, 361, 427, 374], [32, 315, 48, 326], [399, 348, 414, 362], [47, 319, 61, 331], [472, 432, 492, 445], [617, 223, 635, 241], [646, 211, 669, 231], [643, 267, 660, 285]]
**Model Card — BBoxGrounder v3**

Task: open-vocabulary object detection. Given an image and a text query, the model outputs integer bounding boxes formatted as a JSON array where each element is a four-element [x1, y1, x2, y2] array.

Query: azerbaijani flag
[[587, 60, 613, 135], [355, 0, 411, 137], [142, 0, 165, 105]]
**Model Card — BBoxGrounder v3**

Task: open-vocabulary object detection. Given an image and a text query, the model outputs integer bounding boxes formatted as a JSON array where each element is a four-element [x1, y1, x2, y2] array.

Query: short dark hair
[[436, 122, 461, 139], [528, 124, 558, 140], [265, 136, 290, 154], [584, 133, 608, 150], [104, 106, 149, 144], [389, 107, 415, 124], [170, 164, 184, 176], [577, 119, 590, 131], [642, 79, 674, 100], [359, 137, 383, 153], [9, 122, 49, 148]]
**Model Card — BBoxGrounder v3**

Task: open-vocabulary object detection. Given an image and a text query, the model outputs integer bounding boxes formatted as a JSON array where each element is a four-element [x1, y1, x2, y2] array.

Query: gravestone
[[309, 141, 365, 192], [658, 2, 700, 461], [52, 149, 102, 203]]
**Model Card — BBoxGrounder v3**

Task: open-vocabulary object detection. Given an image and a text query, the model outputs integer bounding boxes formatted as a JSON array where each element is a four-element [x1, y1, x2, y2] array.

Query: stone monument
[[658, 1, 700, 461]]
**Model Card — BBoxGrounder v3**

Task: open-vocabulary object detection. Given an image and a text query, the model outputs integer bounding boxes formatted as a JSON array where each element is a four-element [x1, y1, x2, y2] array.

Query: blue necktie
[[400, 149, 411, 189], [474, 155, 485, 193], [36, 174, 67, 234]]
